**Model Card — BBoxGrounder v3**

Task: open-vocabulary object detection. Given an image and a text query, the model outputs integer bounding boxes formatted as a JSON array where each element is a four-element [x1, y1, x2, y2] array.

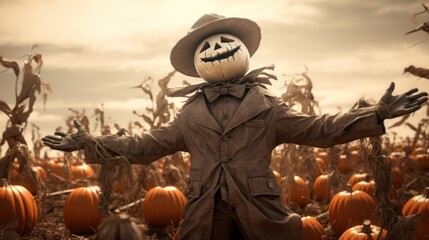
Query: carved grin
[[200, 45, 241, 63]]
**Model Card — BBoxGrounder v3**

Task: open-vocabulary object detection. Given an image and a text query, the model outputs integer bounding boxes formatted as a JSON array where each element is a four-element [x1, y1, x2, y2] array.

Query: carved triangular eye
[[220, 36, 235, 43], [199, 41, 211, 53]]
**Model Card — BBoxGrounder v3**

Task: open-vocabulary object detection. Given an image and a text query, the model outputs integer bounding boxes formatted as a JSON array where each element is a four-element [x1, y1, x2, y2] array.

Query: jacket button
[[221, 135, 229, 141], [222, 156, 229, 162], [267, 181, 274, 189]]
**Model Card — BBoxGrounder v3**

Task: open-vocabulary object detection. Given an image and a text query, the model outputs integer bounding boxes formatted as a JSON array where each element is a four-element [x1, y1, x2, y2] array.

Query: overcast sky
[[1, 0, 429, 154]]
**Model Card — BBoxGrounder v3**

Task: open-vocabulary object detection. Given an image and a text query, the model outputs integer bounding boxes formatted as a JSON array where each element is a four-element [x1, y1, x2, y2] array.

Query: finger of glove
[[404, 88, 419, 96], [43, 141, 62, 150], [386, 82, 395, 93], [408, 92, 429, 100], [411, 97, 428, 106], [54, 132, 67, 137], [42, 135, 62, 142], [380, 82, 395, 103], [401, 105, 422, 116]]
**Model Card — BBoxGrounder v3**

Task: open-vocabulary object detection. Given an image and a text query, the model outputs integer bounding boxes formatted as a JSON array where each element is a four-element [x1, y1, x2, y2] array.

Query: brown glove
[[42, 120, 88, 152], [376, 82, 428, 120]]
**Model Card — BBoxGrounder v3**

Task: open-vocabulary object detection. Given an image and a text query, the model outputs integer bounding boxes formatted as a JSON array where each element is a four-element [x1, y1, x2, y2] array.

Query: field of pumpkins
[[0, 139, 428, 239], [1, 50, 429, 239]]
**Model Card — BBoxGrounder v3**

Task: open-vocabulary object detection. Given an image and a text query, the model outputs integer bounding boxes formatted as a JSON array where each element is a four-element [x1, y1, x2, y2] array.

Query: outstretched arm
[[42, 120, 86, 152], [376, 82, 428, 120]]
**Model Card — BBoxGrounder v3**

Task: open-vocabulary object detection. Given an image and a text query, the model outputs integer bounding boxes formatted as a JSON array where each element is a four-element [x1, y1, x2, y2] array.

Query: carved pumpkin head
[[194, 33, 250, 83], [170, 14, 261, 79]]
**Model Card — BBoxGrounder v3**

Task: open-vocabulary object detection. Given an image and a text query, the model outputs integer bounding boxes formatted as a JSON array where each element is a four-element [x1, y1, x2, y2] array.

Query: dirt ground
[[11, 163, 429, 240]]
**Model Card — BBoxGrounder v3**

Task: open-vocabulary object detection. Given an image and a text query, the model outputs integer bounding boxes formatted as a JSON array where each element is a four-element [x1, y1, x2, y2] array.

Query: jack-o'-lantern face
[[194, 33, 250, 83]]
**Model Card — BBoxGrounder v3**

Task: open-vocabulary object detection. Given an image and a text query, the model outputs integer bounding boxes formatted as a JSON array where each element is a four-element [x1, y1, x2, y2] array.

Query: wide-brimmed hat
[[170, 13, 261, 78]]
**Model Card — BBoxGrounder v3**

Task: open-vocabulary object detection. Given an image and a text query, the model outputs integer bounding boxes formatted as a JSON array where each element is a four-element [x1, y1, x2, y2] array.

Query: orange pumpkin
[[301, 216, 327, 240], [391, 166, 404, 188], [316, 151, 329, 166], [413, 154, 429, 171], [273, 170, 282, 186], [142, 186, 187, 227], [339, 220, 386, 240], [63, 185, 101, 235], [313, 174, 330, 202], [402, 187, 429, 240], [336, 154, 353, 174], [287, 176, 311, 208], [71, 163, 95, 180], [347, 173, 371, 187], [328, 187, 377, 235], [48, 160, 66, 178], [352, 180, 376, 202], [0, 178, 38, 235], [16, 166, 47, 195]]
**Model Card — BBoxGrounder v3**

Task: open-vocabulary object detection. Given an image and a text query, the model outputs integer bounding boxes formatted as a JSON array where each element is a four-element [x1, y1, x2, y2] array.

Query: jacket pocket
[[248, 176, 281, 197], [185, 181, 202, 199]]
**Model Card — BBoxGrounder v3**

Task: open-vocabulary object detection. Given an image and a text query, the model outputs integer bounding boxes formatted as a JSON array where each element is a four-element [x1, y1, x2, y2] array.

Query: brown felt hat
[[170, 13, 261, 77]]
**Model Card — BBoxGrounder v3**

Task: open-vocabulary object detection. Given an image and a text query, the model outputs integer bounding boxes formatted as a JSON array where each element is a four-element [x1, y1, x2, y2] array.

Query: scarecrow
[[43, 14, 428, 240]]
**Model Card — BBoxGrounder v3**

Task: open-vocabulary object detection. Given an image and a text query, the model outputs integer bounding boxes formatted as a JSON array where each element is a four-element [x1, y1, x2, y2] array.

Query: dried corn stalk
[[0, 47, 49, 200], [132, 70, 177, 130]]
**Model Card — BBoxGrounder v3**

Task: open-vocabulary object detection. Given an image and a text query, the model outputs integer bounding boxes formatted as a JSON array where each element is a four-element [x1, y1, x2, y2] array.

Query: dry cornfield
[[1, 53, 429, 240]]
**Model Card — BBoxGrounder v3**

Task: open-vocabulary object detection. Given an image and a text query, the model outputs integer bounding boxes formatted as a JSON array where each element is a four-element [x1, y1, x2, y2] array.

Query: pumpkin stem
[[424, 187, 429, 198], [346, 183, 353, 193], [364, 174, 371, 182], [1, 178, 9, 187], [361, 220, 373, 235]]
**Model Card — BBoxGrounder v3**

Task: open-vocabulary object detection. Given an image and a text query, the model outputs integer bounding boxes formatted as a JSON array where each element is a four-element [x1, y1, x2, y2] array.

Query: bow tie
[[166, 65, 278, 104], [204, 84, 246, 102]]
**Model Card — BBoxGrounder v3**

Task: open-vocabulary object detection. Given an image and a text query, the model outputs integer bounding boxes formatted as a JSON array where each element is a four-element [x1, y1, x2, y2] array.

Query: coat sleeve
[[274, 100, 385, 148], [84, 117, 187, 164]]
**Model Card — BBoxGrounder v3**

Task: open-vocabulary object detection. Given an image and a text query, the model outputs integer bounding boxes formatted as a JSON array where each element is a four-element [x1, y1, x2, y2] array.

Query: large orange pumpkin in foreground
[[0, 178, 38, 235], [339, 220, 386, 240], [142, 186, 187, 227], [328, 187, 377, 235], [402, 187, 429, 240], [63, 185, 101, 235]]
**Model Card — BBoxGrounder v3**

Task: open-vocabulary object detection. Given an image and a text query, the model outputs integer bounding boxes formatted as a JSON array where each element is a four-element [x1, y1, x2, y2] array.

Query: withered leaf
[[42, 82, 52, 93], [405, 122, 418, 131], [141, 113, 153, 125], [0, 100, 12, 116], [404, 65, 429, 80], [142, 87, 153, 101], [389, 114, 411, 129], [133, 121, 143, 128], [43, 93, 48, 111], [0, 56, 20, 77], [17, 63, 41, 104], [33, 54, 43, 74]]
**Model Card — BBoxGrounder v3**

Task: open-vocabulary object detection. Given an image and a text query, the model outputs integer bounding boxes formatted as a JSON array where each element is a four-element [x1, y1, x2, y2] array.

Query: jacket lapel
[[185, 94, 223, 134], [223, 87, 273, 134]]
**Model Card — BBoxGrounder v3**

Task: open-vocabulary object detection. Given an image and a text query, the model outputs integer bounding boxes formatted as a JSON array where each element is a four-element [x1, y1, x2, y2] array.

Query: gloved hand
[[42, 120, 87, 152], [376, 82, 428, 120]]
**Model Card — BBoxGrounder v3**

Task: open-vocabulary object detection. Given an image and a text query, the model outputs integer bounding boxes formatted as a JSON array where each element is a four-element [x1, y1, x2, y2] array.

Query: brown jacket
[[87, 86, 384, 240]]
